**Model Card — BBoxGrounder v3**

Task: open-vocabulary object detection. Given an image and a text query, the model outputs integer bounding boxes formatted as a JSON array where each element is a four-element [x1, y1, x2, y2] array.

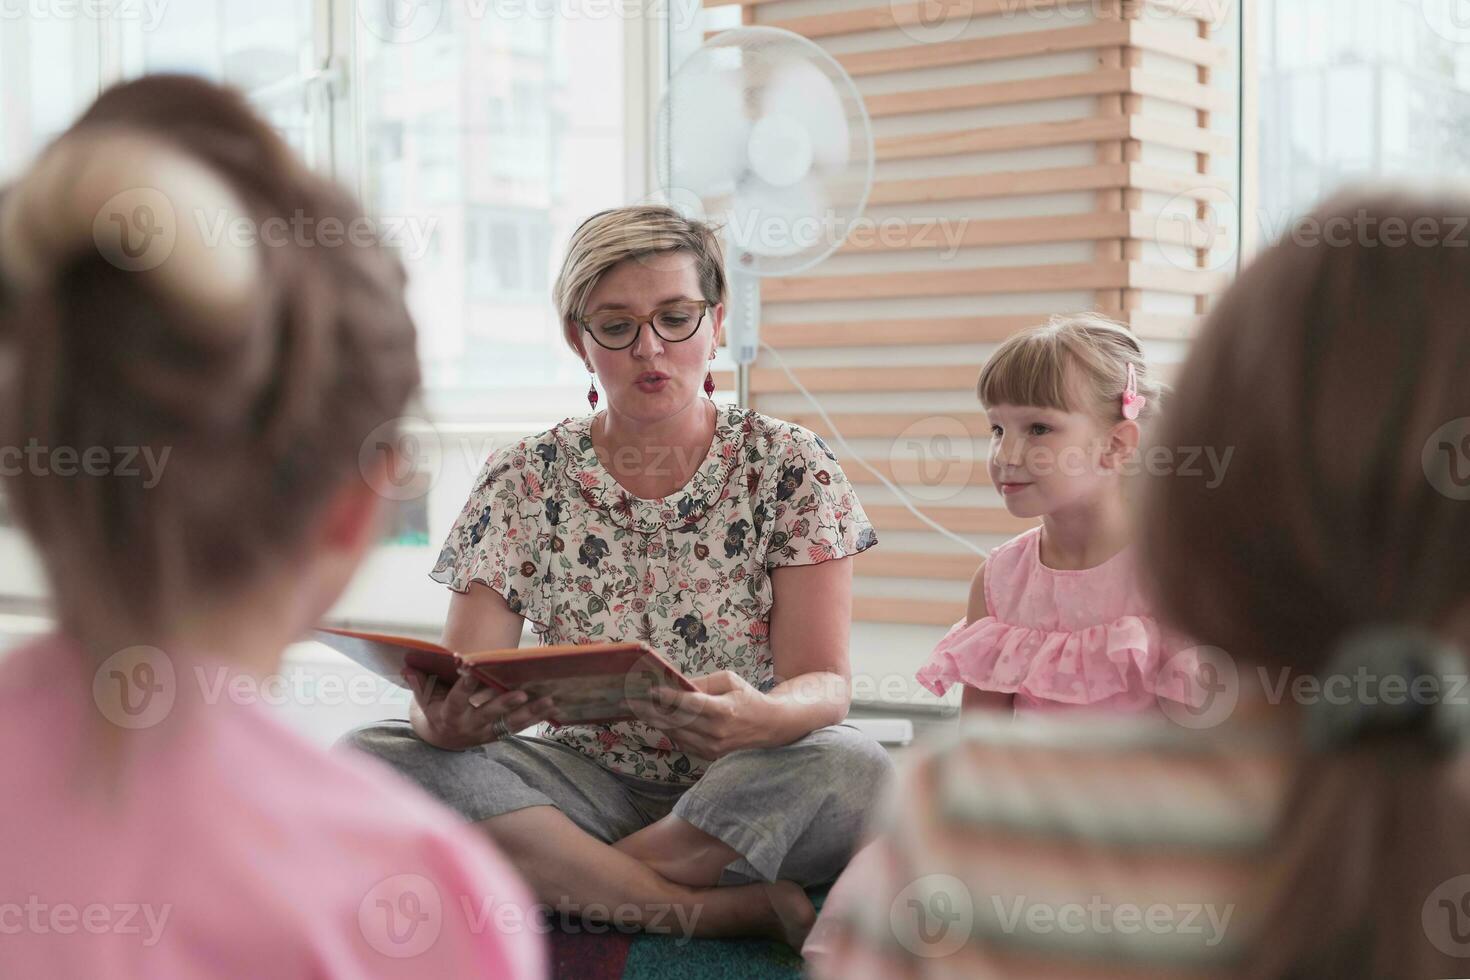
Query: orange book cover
[[310, 627, 697, 726]]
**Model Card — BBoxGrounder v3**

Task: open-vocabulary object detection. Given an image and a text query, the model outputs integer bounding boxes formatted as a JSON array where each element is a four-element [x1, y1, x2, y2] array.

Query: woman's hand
[[405, 668, 556, 752], [638, 670, 777, 760]]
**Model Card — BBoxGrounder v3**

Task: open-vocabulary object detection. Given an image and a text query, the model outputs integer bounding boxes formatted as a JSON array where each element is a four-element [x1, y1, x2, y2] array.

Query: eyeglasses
[[577, 301, 709, 351]]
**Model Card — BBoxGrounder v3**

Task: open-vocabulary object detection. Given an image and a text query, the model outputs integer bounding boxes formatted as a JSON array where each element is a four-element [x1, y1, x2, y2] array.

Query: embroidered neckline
[[1031, 525, 1134, 575], [550, 404, 751, 534]]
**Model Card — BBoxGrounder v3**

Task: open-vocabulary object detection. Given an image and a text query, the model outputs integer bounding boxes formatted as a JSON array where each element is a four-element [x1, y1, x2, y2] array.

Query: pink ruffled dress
[[916, 526, 1200, 711]]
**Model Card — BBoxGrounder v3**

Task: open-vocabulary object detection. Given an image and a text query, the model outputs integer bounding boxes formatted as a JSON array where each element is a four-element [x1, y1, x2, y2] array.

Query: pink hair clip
[[1121, 363, 1146, 421]]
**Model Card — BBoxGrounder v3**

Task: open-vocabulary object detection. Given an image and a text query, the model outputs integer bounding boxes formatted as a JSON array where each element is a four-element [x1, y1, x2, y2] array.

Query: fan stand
[[725, 258, 761, 410]]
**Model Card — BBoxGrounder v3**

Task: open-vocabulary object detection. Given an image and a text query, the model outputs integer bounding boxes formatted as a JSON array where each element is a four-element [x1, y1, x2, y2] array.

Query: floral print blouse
[[429, 405, 878, 784]]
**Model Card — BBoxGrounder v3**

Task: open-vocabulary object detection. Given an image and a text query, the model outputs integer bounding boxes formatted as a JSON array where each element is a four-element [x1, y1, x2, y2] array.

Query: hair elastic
[[1302, 625, 1470, 754], [1121, 362, 1146, 421]]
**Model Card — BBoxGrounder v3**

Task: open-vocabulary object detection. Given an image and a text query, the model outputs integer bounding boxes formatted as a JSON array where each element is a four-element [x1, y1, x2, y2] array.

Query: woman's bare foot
[[760, 880, 817, 950]]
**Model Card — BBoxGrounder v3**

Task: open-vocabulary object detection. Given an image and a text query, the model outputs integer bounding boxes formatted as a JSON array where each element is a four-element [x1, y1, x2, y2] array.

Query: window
[[0, 2, 655, 619], [1256, 0, 1470, 232], [0, 16, 100, 181], [356, 7, 632, 425], [0, 1, 645, 429], [115, 0, 321, 159], [466, 206, 552, 300]]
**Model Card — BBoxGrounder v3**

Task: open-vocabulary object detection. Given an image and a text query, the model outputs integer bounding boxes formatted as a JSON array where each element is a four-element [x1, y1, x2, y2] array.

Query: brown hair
[[552, 205, 725, 357], [978, 312, 1164, 427], [0, 75, 420, 661], [1140, 189, 1470, 977]]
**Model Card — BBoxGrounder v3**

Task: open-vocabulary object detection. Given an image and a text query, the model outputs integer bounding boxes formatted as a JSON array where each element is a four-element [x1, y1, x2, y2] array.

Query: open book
[[309, 626, 698, 726]]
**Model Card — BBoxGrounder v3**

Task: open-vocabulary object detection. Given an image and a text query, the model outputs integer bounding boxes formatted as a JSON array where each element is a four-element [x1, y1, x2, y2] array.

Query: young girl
[[801, 316, 1203, 962], [808, 189, 1470, 978], [916, 314, 1201, 714], [0, 76, 542, 977]]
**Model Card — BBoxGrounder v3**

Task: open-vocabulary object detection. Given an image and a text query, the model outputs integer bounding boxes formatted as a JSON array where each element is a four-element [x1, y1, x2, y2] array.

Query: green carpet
[[548, 887, 826, 979]]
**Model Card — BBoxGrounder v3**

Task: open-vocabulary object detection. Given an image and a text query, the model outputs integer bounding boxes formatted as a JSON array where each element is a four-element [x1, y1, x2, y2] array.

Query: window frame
[[0, 1, 663, 614]]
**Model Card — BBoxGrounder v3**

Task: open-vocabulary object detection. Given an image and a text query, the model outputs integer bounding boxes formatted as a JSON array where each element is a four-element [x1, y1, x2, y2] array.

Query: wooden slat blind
[[698, 0, 1232, 642]]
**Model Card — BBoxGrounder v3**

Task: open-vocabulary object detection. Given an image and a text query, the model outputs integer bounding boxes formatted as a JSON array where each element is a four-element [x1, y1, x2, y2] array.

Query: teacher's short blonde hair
[[553, 205, 726, 356]]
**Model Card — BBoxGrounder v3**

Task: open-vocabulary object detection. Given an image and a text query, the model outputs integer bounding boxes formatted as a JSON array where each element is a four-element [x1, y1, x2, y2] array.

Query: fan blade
[[727, 178, 830, 261], [757, 59, 850, 172], [659, 26, 874, 275], [662, 67, 752, 197]]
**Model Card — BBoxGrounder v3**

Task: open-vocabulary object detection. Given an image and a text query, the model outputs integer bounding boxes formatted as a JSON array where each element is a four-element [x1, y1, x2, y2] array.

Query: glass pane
[[356, 6, 627, 424], [116, 0, 317, 159], [0, 17, 100, 181], [1258, 0, 1470, 231], [125, 0, 314, 94]]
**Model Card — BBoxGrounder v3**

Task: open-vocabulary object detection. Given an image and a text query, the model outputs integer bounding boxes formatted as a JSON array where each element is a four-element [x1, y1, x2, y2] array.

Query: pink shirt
[[0, 632, 546, 979], [916, 526, 1202, 712]]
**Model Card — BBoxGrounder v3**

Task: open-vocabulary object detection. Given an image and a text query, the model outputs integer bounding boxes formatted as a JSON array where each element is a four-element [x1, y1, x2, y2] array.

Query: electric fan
[[656, 26, 874, 404]]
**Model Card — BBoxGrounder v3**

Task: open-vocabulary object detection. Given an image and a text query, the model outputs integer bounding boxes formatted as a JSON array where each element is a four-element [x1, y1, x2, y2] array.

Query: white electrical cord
[[757, 340, 990, 558]]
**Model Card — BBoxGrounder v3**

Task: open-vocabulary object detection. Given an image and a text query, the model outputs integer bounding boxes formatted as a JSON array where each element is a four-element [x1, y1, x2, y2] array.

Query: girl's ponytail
[[1141, 188, 1470, 977], [0, 75, 420, 666]]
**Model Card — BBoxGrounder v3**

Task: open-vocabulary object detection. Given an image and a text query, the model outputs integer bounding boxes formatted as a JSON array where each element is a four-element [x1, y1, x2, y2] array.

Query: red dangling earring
[[587, 373, 598, 410], [704, 370, 715, 398]]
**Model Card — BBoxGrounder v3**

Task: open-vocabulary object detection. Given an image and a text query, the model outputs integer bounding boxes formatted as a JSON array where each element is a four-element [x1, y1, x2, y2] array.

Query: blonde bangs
[[977, 313, 1156, 423], [977, 328, 1076, 412], [553, 206, 726, 354]]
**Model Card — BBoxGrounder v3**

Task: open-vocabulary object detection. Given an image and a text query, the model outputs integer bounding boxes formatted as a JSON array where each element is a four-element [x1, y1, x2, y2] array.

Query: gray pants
[[337, 721, 894, 888]]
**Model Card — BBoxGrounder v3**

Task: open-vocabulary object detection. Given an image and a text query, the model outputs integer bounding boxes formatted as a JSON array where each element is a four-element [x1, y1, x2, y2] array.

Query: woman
[[0, 76, 542, 977], [343, 205, 892, 946]]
